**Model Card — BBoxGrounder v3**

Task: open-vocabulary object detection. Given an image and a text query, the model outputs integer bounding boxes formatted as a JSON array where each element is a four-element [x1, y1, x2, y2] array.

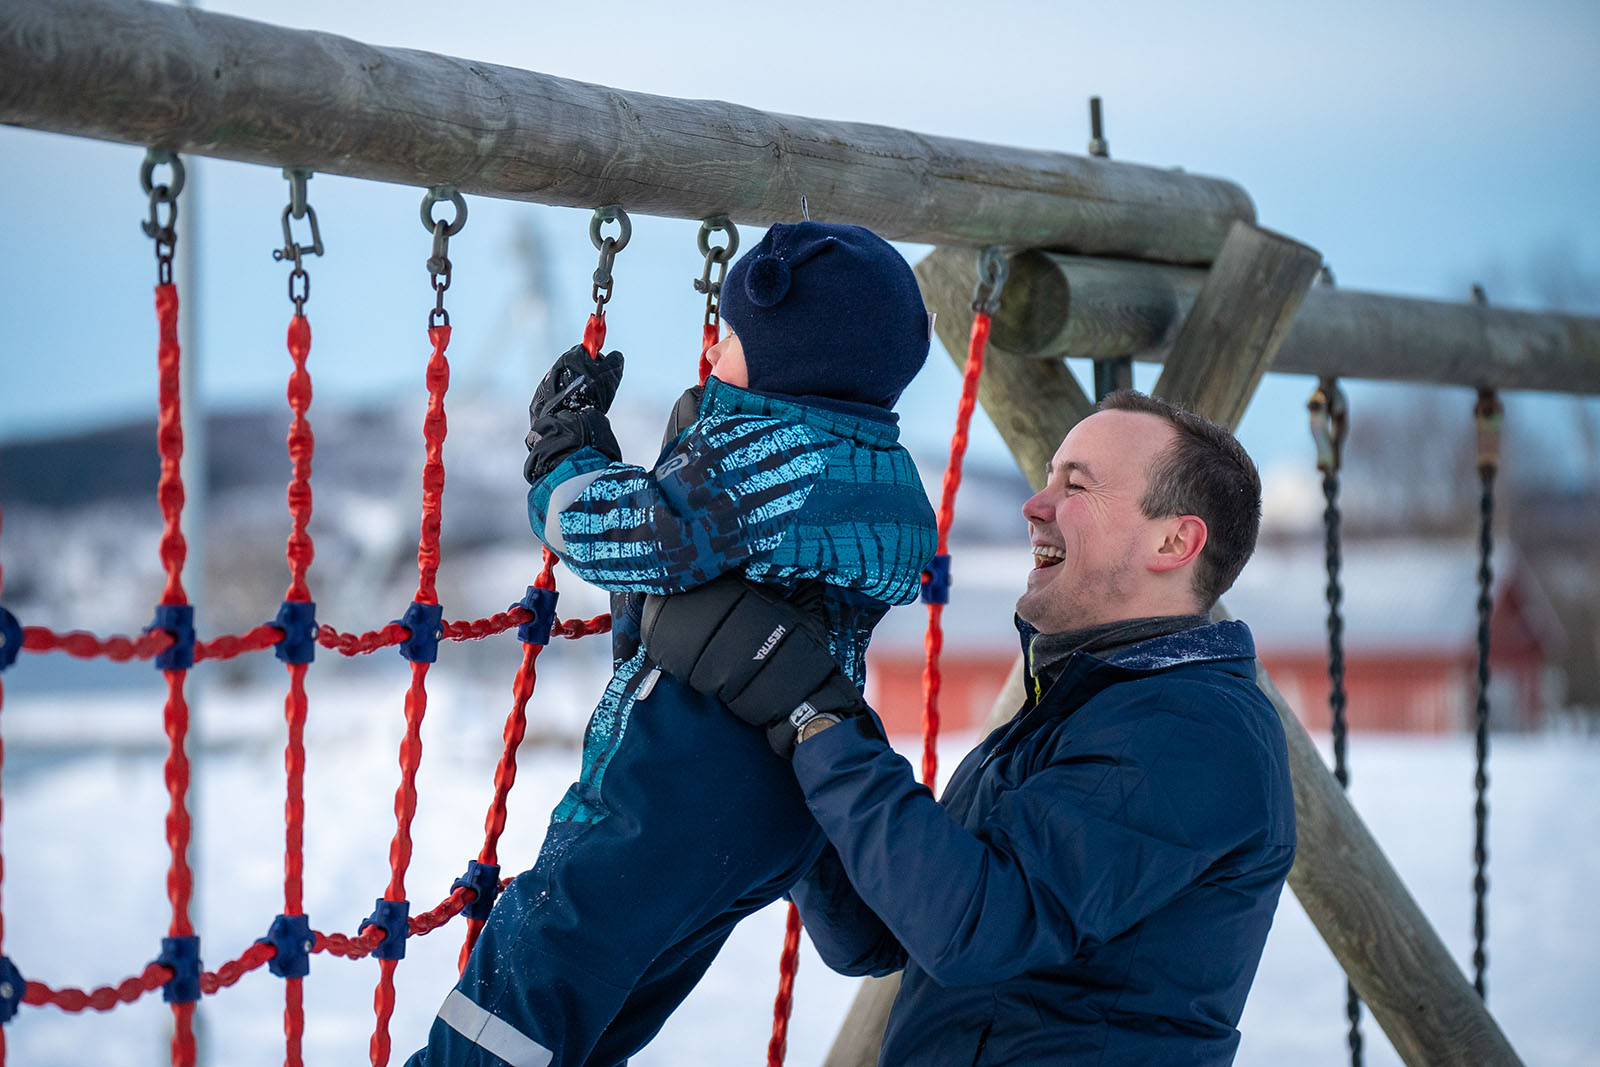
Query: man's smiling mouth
[[1032, 545, 1064, 570]]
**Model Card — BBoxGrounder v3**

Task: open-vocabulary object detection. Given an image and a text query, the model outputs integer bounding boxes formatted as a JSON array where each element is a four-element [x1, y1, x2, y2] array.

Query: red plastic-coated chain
[[582, 313, 606, 358], [700, 323, 717, 385], [195, 624, 282, 662], [280, 310, 316, 1064], [198, 941, 276, 995], [920, 311, 991, 787], [318, 623, 410, 656], [284, 313, 316, 602], [457, 548, 560, 971], [413, 326, 451, 606], [766, 903, 803, 1067], [371, 957, 400, 1067], [153, 278, 200, 1067], [24, 964, 170, 1012], [155, 284, 188, 607], [21, 626, 173, 660], [284, 662, 309, 917]]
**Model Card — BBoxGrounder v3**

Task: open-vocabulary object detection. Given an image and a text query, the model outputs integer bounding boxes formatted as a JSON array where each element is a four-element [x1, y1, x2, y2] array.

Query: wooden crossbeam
[[0, 0, 1254, 263], [987, 251, 1600, 396]]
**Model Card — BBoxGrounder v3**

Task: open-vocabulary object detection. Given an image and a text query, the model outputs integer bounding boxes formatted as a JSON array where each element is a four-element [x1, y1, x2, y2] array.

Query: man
[[641, 389, 1296, 1065]]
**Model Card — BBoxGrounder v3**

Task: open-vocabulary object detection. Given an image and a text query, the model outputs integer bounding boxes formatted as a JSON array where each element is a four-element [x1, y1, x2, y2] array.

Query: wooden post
[[0, 0, 1253, 264], [986, 251, 1600, 395], [1228, 607, 1524, 1066], [1151, 220, 1322, 428]]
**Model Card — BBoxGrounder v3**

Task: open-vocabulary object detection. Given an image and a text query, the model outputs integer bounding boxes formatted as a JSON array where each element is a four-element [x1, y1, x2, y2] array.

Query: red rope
[[154, 280, 199, 1067], [284, 313, 316, 602], [699, 323, 717, 385], [21, 626, 172, 661], [24, 964, 171, 1012], [413, 325, 451, 606], [582, 313, 606, 358], [195, 624, 281, 662], [766, 903, 803, 1067], [920, 311, 991, 787], [281, 309, 317, 1066], [155, 284, 188, 607]]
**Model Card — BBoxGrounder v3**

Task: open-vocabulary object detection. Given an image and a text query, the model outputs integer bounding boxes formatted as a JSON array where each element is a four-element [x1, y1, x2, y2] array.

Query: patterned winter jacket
[[526, 376, 937, 824]]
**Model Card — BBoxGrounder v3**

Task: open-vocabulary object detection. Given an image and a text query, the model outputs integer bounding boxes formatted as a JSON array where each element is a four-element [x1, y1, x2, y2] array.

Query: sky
[[1, 0, 1598, 491]]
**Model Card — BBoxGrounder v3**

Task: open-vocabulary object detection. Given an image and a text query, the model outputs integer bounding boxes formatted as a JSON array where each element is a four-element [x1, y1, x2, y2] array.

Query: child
[[408, 222, 937, 1067]]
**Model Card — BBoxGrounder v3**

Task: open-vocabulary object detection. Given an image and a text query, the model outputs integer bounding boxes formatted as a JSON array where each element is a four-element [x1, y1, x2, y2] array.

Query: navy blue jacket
[[790, 619, 1296, 1065]]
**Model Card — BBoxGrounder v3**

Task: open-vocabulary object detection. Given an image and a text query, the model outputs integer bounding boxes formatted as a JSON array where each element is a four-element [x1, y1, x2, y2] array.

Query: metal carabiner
[[1308, 377, 1348, 475]]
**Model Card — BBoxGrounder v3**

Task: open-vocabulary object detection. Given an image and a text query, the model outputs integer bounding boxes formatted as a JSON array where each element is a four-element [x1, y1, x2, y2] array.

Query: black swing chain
[[694, 216, 740, 329], [589, 205, 632, 320], [421, 187, 468, 328], [140, 149, 186, 286], [1471, 385, 1502, 1001], [272, 168, 325, 316], [1309, 377, 1362, 1066]]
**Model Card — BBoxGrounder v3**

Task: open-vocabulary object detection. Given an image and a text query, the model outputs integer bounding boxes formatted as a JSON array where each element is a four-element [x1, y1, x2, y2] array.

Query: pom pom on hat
[[743, 255, 792, 307], [718, 221, 929, 410]]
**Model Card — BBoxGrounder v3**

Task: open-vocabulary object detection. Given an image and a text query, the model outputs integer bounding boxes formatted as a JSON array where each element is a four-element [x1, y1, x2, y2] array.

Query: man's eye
[[1065, 482, 1084, 493]]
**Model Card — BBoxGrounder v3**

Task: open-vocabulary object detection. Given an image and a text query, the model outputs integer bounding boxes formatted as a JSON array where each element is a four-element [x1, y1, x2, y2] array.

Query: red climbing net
[[0, 183, 995, 1067], [0, 210, 610, 1067]]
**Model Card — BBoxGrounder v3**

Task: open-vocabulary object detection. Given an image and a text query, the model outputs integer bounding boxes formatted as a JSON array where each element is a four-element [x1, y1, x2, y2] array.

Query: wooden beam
[[0, 0, 1255, 264], [821, 974, 900, 1067], [988, 251, 1600, 395], [914, 248, 1095, 490], [1152, 220, 1322, 429]]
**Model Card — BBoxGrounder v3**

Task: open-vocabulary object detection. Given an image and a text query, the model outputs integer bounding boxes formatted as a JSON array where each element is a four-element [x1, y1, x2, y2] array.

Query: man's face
[[1016, 410, 1177, 633]]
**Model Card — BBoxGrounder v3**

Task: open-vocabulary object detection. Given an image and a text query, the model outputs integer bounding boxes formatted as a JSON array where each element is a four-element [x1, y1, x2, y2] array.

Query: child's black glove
[[640, 576, 870, 757], [523, 408, 621, 485], [530, 344, 625, 421]]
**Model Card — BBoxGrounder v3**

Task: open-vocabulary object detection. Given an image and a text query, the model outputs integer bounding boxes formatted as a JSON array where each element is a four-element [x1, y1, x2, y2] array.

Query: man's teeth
[[1032, 545, 1064, 568]]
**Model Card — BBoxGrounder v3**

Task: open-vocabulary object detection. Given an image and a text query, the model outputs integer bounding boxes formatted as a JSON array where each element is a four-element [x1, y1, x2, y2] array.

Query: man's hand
[[640, 576, 869, 755], [530, 345, 625, 423], [523, 407, 621, 485]]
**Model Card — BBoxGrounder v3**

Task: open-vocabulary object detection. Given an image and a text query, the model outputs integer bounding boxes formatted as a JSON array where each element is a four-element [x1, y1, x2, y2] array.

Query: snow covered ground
[[0, 658, 1595, 1066]]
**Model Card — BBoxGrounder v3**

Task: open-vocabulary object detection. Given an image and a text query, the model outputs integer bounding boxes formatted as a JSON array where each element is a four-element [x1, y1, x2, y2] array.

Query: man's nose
[[1021, 489, 1053, 525]]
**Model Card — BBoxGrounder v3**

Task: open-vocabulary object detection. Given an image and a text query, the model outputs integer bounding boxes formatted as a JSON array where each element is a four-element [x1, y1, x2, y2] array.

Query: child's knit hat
[[719, 222, 929, 409]]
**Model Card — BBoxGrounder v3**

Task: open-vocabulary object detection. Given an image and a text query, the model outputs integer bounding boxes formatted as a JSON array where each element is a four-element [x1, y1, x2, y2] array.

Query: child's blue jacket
[[527, 376, 937, 824], [789, 618, 1297, 1066]]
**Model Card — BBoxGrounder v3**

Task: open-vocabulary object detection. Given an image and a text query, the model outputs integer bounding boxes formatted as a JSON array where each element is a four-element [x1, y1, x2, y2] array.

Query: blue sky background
[[2, 0, 1597, 487]]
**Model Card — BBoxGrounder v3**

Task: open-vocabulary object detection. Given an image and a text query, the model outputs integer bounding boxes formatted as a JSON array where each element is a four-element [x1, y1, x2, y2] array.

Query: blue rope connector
[[361, 898, 410, 961], [395, 602, 444, 664], [515, 586, 559, 646], [0, 955, 25, 1023], [156, 935, 202, 1004], [0, 605, 22, 673], [452, 861, 502, 921], [147, 604, 197, 671], [273, 600, 318, 666], [920, 554, 952, 606], [258, 913, 312, 980]]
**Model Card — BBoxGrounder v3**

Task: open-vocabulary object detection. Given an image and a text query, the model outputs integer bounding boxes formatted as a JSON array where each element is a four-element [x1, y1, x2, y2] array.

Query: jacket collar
[[1013, 613, 1259, 713], [699, 376, 902, 447]]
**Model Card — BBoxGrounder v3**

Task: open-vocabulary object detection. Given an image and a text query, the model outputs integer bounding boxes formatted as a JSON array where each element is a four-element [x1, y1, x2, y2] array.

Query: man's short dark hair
[[1097, 389, 1262, 608]]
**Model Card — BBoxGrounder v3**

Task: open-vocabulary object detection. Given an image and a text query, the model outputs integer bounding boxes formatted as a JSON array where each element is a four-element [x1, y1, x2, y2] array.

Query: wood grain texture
[[992, 251, 1600, 394], [1152, 221, 1322, 429], [0, 0, 1253, 263], [915, 247, 1094, 490]]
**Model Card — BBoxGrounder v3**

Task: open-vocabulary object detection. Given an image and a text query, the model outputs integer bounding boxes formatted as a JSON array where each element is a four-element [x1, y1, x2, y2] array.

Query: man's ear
[[1149, 515, 1207, 574]]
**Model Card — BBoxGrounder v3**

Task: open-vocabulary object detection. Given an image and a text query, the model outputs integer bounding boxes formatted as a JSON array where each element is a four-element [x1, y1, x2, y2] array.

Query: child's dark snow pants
[[406, 672, 827, 1067]]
